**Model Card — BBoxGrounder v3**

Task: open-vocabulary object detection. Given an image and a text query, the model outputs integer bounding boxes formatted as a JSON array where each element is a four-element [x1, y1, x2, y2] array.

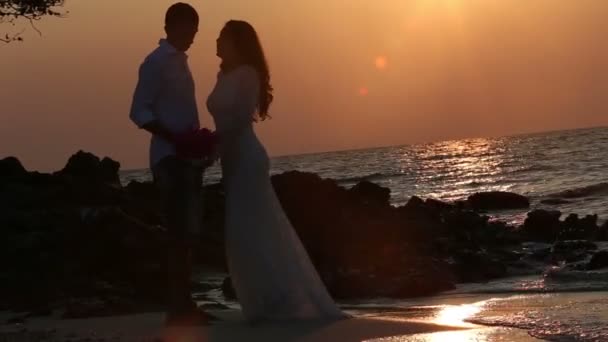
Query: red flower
[[174, 128, 218, 160]]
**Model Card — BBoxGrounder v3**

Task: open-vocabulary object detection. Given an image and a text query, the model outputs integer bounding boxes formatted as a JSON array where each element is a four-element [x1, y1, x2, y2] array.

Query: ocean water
[[121, 126, 608, 224]]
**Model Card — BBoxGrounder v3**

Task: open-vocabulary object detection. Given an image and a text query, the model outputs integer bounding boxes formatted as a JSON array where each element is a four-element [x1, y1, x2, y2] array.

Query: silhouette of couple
[[129, 3, 347, 326]]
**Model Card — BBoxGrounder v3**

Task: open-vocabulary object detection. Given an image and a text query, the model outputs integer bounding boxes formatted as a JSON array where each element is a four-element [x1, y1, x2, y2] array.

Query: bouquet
[[173, 128, 218, 164]]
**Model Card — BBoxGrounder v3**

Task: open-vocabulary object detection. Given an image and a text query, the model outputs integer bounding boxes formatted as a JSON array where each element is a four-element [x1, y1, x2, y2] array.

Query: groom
[[129, 3, 215, 325]]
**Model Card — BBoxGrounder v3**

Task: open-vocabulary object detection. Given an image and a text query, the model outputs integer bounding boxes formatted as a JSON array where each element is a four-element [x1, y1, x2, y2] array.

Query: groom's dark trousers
[[153, 156, 203, 315]]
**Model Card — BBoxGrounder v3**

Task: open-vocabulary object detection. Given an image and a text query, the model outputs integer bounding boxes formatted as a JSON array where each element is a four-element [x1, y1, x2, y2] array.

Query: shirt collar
[[158, 39, 187, 58]]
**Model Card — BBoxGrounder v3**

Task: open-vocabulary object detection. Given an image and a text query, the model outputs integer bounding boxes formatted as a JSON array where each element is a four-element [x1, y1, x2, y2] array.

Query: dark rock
[[0, 153, 166, 314], [25, 307, 53, 318], [404, 196, 425, 210], [100, 157, 121, 185], [329, 258, 455, 299], [467, 191, 530, 211], [558, 214, 600, 241], [551, 183, 608, 199], [520, 242, 553, 261], [5, 315, 26, 325], [520, 210, 562, 242], [449, 251, 508, 283], [453, 200, 470, 210], [123, 181, 162, 224], [348, 181, 391, 206], [587, 251, 608, 270], [599, 222, 608, 241], [442, 210, 490, 240], [57, 150, 100, 177], [330, 273, 454, 299], [424, 198, 454, 213], [62, 298, 108, 318], [551, 240, 597, 264], [125, 180, 158, 199], [62, 295, 138, 319], [399, 196, 441, 220], [56, 151, 121, 185], [0, 156, 27, 181], [221, 277, 236, 300], [45, 151, 125, 206], [552, 240, 597, 252]]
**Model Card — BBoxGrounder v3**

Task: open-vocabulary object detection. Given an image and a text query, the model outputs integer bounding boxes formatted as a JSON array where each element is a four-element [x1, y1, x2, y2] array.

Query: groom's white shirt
[[130, 39, 200, 168]]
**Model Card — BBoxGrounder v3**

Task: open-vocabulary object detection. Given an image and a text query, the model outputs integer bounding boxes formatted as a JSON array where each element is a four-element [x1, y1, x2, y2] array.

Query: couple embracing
[[129, 3, 347, 326]]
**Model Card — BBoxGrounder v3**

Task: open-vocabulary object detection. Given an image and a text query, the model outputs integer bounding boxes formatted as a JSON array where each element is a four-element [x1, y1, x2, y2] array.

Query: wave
[[546, 182, 608, 199], [507, 163, 554, 174], [336, 172, 408, 184], [449, 284, 608, 296], [466, 317, 608, 342], [448, 267, 608, 296], [466, 294, 608, 342]]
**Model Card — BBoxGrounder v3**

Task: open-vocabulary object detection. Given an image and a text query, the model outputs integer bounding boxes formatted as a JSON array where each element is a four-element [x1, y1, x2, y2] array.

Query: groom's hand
[[173, 129, 199, 159], [141, 120, 175, 143]]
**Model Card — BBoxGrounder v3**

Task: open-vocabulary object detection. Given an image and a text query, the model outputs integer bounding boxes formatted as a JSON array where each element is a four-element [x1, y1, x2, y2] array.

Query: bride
[[206, 20, 347, 322]]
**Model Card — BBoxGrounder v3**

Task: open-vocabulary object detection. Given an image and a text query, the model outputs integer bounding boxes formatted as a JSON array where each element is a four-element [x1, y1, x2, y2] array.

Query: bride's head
[[217, 20, 274, 121]]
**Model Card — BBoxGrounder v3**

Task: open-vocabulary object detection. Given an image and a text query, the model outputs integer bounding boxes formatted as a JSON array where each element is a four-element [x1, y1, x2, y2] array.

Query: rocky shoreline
[[1, 151, 607, 319]]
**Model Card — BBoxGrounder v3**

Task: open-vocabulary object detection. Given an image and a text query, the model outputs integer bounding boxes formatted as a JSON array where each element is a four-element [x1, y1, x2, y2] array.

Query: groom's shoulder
[[142, 46, 169, 67]]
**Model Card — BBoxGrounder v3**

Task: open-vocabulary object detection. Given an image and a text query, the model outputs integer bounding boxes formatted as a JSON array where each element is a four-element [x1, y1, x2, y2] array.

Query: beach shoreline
[[0, 306, 536, 342]]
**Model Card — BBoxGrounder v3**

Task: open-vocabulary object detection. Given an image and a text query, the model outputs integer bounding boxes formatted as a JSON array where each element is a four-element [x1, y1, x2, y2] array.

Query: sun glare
[[433, 302, 485, 327], [401, 0, 469, 37]]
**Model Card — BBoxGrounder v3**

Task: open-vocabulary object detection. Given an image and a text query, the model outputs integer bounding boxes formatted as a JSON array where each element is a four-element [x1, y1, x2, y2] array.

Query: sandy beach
[[0, 309, 538, 342], [0, 310, 455, 341]]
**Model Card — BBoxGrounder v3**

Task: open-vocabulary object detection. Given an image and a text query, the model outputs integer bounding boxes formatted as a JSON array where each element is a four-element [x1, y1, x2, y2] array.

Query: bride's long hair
[[220, 20, 274, 121]]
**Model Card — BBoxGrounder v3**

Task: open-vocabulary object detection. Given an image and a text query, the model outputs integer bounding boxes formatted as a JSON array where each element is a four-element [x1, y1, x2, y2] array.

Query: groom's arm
[[129, 58, 174, 142], [140, 121, 174, 142]]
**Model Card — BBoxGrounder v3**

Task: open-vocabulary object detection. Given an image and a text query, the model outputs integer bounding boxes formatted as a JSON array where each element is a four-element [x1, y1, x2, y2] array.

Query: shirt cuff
[[131, 110, 156, 128]]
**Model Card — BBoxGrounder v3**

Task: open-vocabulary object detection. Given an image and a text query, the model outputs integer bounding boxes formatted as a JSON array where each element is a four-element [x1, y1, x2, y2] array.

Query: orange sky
[[1, 0, 607, 171]]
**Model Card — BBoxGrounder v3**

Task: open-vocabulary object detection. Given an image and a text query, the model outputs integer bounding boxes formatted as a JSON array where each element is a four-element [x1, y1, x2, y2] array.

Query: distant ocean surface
[[121, 126, 608, 224]]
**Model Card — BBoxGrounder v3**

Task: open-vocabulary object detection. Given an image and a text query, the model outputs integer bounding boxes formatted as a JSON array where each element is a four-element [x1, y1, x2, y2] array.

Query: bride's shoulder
[[219, 65, 259, 88]]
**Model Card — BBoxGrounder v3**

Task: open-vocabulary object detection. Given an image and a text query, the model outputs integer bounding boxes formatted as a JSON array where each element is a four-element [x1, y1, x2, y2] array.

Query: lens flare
[[375, 56, 388, 70]]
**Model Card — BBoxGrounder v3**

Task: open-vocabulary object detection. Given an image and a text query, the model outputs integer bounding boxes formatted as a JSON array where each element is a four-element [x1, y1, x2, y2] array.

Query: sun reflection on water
[[433, 302, 486, 328], [366, 301, 511, 342], [401, 137, 518, 203]]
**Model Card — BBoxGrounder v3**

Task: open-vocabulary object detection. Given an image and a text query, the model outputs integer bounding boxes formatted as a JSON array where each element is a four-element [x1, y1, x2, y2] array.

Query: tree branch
[[1, 27, 24, 42], [1, 0, 66, 42]]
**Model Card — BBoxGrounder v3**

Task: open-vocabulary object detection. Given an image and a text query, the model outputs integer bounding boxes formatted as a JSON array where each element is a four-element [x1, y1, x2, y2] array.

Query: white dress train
[[206, 65, 346, 322]]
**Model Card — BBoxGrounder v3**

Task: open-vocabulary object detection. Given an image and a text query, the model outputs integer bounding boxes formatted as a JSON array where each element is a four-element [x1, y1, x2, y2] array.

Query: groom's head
[[165, 3, 199, 52]]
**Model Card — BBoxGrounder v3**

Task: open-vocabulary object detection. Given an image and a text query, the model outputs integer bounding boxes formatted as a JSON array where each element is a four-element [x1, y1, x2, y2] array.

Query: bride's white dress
[[206, 65, 346, 322]]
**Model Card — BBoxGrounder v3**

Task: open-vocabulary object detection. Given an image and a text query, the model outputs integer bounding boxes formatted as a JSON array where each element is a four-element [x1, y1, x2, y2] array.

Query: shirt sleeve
[[129, 57, 163, 128]]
